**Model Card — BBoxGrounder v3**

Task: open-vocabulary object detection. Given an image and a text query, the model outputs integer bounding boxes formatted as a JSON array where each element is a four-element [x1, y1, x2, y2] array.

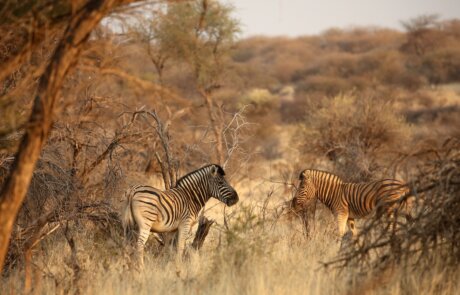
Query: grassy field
[[4, 216, 460, 295], [3, 173, 460, 295]]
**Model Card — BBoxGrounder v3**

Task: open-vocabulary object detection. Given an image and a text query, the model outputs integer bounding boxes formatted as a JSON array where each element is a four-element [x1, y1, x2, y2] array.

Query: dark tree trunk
[[192, 216, 215, 250], [0, 0, 135, 272]]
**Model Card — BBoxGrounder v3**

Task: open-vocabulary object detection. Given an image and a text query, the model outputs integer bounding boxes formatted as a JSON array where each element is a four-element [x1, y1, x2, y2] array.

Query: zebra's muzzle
[[226, 192, 239, 207]]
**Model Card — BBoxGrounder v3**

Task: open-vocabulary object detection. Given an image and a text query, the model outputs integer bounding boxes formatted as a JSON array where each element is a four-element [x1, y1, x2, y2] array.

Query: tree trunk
[[202, 90, 225, 165], [0, 0, 134, 272], [192, 216, 215, 250]]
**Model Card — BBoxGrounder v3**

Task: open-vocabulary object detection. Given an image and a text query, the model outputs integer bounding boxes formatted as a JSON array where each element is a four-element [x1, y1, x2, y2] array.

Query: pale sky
[[229, 0, 460, 37]]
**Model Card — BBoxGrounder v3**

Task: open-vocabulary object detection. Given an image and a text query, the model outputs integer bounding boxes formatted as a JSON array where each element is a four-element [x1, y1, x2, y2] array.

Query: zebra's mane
[[304, 169, 344, 183], [175, 164, 225, 188]]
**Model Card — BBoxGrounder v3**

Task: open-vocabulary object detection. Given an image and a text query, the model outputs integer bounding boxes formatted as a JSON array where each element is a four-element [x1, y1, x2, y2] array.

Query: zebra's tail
[[122, 187, 136, 242]]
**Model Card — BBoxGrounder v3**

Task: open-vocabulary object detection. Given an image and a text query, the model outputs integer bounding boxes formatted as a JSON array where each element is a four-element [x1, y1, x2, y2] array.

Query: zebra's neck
[[311, 170, 344, 208], [173, 169, 212, 213]]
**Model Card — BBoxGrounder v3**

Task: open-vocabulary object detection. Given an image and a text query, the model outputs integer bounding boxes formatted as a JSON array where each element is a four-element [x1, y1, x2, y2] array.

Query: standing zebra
[[292, 169, 413, 238], [122, 164, 239, 271]]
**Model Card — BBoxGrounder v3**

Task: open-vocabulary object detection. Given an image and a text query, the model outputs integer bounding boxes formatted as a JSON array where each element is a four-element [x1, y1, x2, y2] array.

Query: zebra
[[292, 169, 413, 238], [122, 164, 239, 271]]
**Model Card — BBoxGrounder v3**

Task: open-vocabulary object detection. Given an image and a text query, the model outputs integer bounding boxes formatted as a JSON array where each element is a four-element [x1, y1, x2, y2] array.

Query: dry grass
[[1, 203, 340, 295], [2, 176, 460, 295]]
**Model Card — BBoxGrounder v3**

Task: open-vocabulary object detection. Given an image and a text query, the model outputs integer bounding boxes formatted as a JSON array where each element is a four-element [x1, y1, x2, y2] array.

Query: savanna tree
[[152, 0, 240, 165]]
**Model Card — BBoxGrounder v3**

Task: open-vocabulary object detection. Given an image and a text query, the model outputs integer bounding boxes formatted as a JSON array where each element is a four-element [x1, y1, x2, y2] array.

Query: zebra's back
[[128, 184, 186, 232], [343, 179, 410, 219]]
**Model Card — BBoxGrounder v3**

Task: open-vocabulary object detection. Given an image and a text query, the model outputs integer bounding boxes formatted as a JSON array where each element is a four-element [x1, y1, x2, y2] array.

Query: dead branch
[[145, 110, 178, 188], [327, 138, 460, 271], [129, 109, 181, 189], [79, 131, 142, 183], [78, 65, 189, 104], [222, 105, 252, 170], [192, 216, 215, 250]]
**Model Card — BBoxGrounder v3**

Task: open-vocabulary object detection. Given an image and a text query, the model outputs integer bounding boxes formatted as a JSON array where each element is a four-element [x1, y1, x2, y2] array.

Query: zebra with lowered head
[[292, 169, 413, 238], [122, 164, 239, 271]]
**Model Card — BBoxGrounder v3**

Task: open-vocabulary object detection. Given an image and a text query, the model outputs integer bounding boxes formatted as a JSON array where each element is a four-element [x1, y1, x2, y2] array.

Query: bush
[[421, 47, 460, 84], [298, 75, 352, 97], [297, 93, 411, 181], [238, 88, 278, 115], [333, 138, 460, 276]]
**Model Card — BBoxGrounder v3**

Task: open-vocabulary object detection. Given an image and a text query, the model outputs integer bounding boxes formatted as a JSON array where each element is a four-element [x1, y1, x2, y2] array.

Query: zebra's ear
[[211, 165, 220, 176], [211, 164, 225, 176]]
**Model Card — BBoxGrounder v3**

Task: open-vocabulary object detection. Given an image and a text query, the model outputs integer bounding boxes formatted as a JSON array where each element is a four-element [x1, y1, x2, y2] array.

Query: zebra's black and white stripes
[[122, 164, 238, 270], [293, 169, 413, 237]]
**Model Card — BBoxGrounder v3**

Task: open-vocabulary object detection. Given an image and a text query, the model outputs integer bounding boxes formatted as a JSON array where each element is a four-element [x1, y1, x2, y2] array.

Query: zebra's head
[[208, 164, 239, 207], [292, 169, 317, 211]]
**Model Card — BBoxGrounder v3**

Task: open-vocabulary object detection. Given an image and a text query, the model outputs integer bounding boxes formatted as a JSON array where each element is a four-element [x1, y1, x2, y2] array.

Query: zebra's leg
[[382, 202, 398, 233], [402, 196, 414, 224], [337, 212, 350, 250], [136, 225, 151, 270], [336, 212, 349, 238], [388, 210, 397, 233], [347, 218, 357, 237], [175, 220, 192, 277]]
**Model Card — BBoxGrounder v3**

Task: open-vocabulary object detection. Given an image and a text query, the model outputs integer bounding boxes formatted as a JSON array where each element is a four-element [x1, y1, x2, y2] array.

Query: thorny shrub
[[329, 138, 460, 274], [298, 93, 412, 181]]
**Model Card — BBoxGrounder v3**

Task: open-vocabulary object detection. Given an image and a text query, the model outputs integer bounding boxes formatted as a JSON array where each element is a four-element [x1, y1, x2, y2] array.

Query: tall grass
[[3, 196, 460, 295]]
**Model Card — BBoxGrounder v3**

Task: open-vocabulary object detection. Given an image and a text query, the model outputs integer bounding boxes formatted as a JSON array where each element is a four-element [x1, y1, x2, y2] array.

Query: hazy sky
[[229, 0, 460, 37]]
